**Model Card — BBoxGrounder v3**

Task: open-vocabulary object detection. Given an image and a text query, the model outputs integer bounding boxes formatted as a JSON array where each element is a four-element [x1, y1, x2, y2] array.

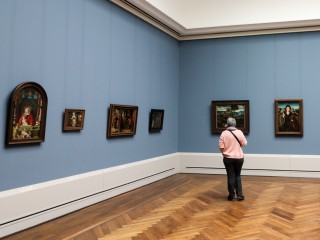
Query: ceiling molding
[[111, 0, 320, 41]]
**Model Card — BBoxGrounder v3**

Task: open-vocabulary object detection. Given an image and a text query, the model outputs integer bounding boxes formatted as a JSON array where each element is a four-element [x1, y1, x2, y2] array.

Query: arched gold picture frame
[[7, 82, 48, 145]]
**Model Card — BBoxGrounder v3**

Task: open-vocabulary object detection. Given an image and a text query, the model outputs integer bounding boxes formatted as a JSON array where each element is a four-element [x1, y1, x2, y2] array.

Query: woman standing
[[219, 117, 247, 201]]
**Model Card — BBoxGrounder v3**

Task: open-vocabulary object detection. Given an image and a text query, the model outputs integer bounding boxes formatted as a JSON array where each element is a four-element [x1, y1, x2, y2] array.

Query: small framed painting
[[211, 100, 250, 134], [107, 104, 138, 138], [275, 99, 303, 136], [7, 82, 48, 145], [63, 109, 85, 131], [149, 109, 164, 132]]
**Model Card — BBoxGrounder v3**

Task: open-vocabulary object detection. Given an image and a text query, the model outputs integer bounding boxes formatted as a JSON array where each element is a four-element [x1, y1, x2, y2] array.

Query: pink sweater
[[219, 128, 247, 159]]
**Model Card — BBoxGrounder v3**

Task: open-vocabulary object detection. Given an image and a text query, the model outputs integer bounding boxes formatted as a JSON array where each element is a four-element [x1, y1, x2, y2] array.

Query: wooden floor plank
[[2, 174, 320, 240]]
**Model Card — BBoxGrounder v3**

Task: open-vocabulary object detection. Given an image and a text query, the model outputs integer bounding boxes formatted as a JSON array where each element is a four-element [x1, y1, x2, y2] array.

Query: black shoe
[[237, 196, 245, 201], [227, 195, 236, 201]]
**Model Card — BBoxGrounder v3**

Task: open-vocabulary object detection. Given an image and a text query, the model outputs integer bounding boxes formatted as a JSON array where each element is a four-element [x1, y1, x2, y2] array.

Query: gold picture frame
[[275, 99, 303, 136], [211, 100, 250, 134], [63, 109, 85, 131], [7, 82, 48, 144], [107, 104, 138, 138]]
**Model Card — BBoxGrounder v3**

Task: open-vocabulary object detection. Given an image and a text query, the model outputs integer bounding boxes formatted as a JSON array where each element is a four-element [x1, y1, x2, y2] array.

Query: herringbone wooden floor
[[3, 174, 320, 240]]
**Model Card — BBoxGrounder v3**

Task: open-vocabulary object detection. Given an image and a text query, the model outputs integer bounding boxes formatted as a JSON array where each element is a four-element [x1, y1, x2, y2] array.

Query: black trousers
[[223, 157, 244, 197]]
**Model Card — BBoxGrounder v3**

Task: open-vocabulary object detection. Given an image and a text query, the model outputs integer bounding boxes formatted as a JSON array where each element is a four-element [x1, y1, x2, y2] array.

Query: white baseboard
[[179, 152, 320, 178], [0, 153, 180, 238], [1, 152, 320, 238]]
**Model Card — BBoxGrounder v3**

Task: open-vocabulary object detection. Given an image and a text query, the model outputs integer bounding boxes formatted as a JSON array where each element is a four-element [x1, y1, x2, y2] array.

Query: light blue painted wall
[[0, 0, 179, 191], [179, 33, 320, 155], [1, 0, 320, 192]]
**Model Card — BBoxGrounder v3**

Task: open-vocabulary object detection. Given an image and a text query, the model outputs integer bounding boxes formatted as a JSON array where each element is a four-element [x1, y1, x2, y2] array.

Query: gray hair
[[227, 117, 236, 127]]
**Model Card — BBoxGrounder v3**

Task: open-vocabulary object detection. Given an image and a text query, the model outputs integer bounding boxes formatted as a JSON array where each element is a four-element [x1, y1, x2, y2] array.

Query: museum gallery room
[[1, 0, 320, 239]]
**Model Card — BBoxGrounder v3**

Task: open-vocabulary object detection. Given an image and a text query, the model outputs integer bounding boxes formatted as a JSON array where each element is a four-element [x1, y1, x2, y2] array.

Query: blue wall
[[1, 0, 320, 192], [0, 0, 179, 191], [179, 33, 320, 155]]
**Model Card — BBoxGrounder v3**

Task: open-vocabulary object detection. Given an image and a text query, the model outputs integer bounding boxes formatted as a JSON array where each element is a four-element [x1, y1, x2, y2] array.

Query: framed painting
[[63, 109, 85, 131], [275, 99, 303, 136], [149, 109, 164, 132], [107, 104, 138, 138], [7, 82, 48, 144], [211, 100, 250, 134]]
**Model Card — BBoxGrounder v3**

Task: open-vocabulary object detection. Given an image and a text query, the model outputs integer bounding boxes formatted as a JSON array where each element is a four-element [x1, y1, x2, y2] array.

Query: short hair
[[227, 117, 236, 127]]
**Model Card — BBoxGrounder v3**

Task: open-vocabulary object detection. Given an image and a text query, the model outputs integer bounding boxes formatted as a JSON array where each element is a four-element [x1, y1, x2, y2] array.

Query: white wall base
[[1, 152, 319, 238], [179, 153, 320, 178], [0, 153, 180, 238]]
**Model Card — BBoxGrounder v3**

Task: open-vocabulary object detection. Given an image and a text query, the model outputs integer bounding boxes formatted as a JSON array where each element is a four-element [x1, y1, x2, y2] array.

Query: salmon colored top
[[219, 127, 247, 159]]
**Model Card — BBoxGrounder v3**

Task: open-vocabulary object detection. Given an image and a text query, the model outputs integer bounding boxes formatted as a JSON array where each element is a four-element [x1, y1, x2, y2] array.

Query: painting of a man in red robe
[[18, 106, 35, 126]]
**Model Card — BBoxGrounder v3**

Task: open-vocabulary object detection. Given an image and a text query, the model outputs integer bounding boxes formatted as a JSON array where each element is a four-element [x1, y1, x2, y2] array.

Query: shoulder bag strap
[[228, 129, 241, 146]]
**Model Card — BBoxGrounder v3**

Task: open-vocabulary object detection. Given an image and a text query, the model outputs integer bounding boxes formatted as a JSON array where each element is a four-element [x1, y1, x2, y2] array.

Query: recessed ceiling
[[111, 0, 320, 40]]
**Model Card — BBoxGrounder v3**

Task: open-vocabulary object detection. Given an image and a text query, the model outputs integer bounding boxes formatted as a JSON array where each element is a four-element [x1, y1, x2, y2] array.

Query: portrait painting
[[63, 109, 85, 131], [107, 104, 138, 138], [7, 82, 48, 144], [275, 99, 303, 136], [211, 100, 250, 134], [149, 109, 164, 132]]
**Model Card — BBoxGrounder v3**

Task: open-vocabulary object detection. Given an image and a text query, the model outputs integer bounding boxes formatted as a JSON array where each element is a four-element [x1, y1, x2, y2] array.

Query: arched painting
[[7, 82, 48, 144]]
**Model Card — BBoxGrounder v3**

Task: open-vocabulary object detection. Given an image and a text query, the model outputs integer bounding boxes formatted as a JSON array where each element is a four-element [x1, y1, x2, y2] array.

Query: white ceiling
[[111, 0, 320, 40]]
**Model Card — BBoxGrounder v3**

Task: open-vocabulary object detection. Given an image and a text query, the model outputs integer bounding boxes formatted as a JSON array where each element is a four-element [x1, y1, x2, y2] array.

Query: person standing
[[219, 117, 247, 201]]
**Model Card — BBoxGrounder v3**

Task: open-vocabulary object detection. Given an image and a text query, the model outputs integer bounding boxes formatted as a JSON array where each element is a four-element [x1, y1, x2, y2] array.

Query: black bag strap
[[228, 130, 241, 146]]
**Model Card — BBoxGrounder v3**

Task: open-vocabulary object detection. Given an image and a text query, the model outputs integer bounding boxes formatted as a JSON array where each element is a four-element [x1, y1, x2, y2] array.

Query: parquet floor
[[2, 174, 320, 240]]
